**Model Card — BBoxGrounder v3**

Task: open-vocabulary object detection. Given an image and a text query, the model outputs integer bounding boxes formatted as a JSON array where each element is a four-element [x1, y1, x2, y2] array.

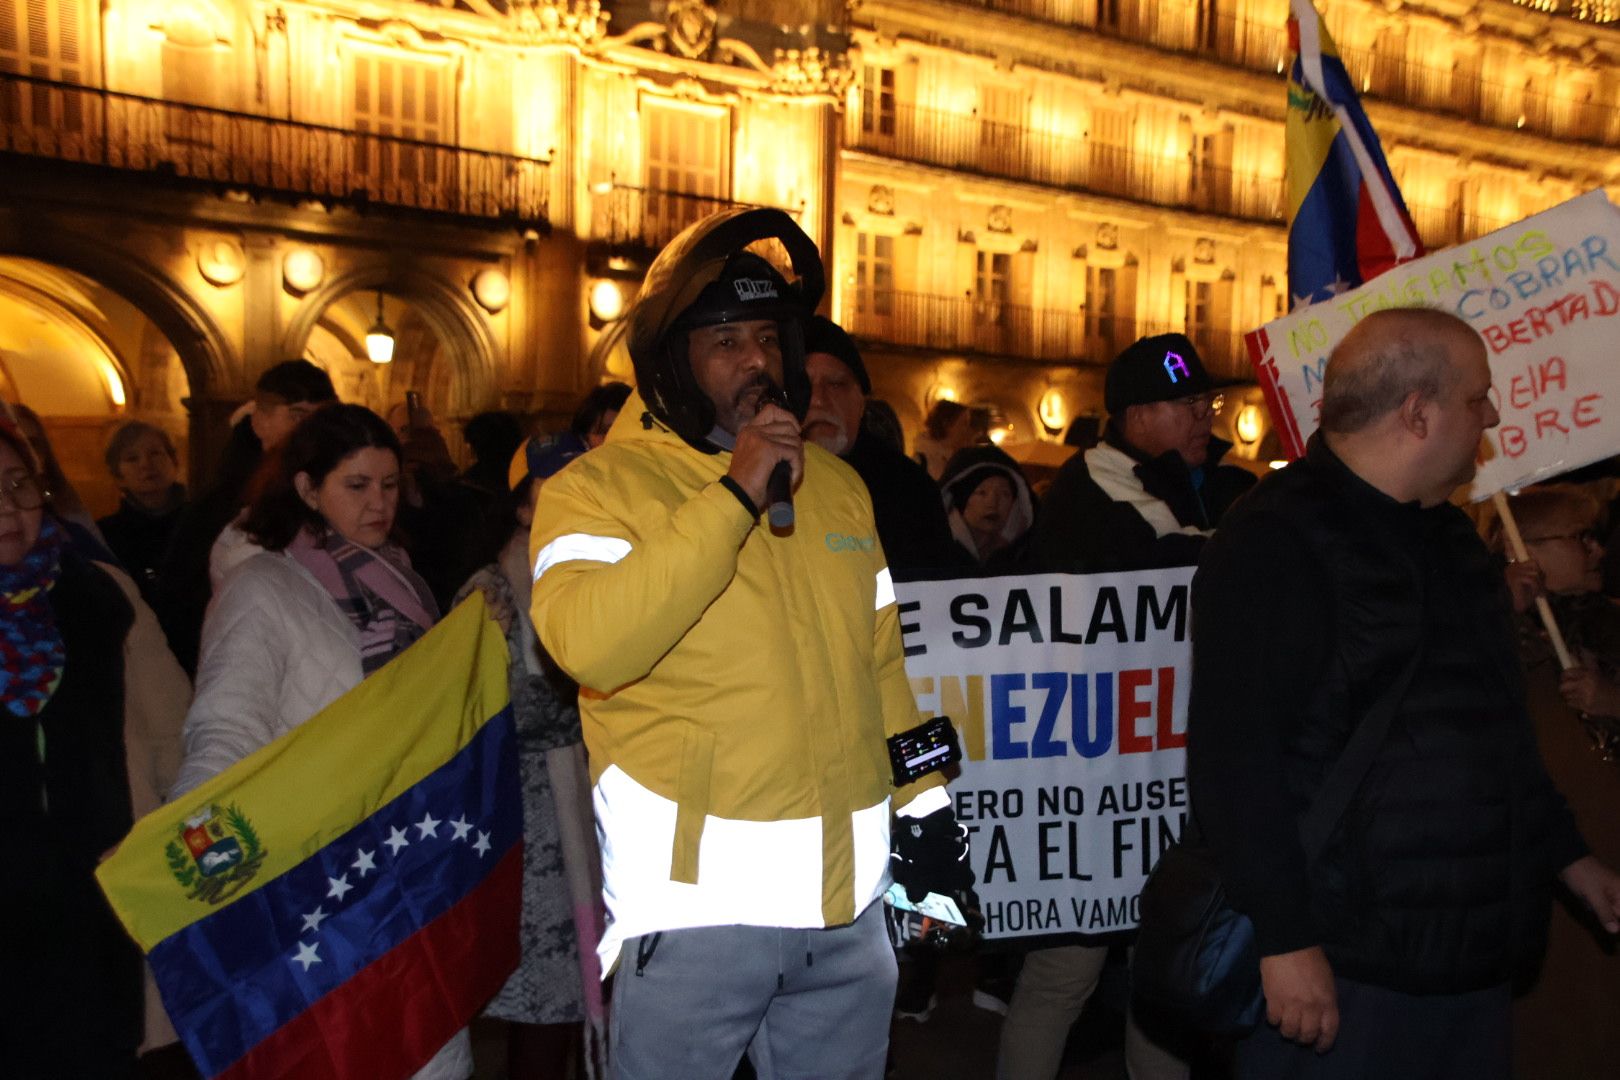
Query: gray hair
[[1319, 308, 1472, 435]]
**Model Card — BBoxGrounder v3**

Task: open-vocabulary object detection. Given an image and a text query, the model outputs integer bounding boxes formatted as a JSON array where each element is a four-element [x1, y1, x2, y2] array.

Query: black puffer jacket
[[1189, 435, 1587, 993]]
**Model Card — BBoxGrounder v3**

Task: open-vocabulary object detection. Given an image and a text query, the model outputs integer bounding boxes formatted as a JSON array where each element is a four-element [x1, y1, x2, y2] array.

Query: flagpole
[[1491, 490, 1574, 670]]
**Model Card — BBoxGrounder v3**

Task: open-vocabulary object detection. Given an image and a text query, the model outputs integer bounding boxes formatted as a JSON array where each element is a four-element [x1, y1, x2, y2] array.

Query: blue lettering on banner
[[989, 669, 1177, 761]]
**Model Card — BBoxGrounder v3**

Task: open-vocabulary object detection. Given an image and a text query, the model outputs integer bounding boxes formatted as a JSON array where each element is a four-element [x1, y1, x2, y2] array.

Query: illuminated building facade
[[835, 0, 1620, 458], [1, 0, 1617, 504]]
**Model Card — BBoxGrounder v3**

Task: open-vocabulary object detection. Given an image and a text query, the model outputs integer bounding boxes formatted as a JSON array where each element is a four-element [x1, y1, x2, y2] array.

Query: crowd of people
[[3, 206, 1619, 1080]]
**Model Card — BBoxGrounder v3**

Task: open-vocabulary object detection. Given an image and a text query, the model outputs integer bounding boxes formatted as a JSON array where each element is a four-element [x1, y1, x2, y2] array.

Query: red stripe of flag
[[217, 844, 523, 1080]]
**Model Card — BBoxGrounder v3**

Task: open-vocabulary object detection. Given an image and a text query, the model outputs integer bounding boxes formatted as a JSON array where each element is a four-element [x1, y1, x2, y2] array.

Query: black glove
[[890, 806, 975, 903]]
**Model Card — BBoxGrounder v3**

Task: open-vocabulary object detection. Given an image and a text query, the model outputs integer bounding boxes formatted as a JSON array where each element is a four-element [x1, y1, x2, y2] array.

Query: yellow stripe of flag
[[96, 594, 510, 950]]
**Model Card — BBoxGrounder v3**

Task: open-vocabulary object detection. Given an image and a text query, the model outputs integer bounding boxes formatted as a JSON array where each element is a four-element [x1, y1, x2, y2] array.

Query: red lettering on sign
[[1574, 393, 1604, 428], [1501, 426, 1528, 458], [1155, 667, 1185, 750], [1118, 669, 1154, 754], [1534, 410, 1570, 439]]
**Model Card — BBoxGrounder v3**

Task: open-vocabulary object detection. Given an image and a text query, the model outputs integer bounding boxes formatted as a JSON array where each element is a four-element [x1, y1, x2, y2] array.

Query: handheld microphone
[[761, 381, 795, 532], [766, 461, 794, 530]]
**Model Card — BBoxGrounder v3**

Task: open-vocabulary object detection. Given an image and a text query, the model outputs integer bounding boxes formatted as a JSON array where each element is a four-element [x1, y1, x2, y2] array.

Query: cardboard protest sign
[[897, 570, 1190, 939], [1248, 189, 1620, 499]]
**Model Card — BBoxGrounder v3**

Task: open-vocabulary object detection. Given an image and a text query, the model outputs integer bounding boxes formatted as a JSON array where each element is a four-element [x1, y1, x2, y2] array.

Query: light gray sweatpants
[[609, 900, 897, 1080]]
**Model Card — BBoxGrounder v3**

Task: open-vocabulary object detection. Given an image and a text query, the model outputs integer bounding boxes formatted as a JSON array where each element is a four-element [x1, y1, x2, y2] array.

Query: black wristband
[[718, 476, 759, 519]]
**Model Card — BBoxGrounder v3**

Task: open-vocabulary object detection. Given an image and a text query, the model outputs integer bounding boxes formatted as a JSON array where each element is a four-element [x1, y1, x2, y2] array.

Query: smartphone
[[886, 716, 961, 786]]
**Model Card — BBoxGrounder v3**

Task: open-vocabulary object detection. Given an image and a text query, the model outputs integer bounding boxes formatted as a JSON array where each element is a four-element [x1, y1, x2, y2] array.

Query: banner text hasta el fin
[[897, 570, 1191, 939]]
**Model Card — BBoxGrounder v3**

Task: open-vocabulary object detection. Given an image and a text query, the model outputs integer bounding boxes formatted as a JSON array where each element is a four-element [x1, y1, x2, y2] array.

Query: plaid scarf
[[287, 529, 438, 673], [1, 516, 67, 719]]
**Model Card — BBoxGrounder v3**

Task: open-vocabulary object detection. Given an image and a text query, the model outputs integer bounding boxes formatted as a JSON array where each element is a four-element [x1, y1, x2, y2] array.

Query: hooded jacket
[[528, 392, 944, 972], [939, 445, 1036, 573]]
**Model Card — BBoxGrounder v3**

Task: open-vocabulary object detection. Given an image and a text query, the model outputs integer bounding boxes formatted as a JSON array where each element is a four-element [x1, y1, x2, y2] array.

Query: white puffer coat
[[172, 550, 471, 1080]]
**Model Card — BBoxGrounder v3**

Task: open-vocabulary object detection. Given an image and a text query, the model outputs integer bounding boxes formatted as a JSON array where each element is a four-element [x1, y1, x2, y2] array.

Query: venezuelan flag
[[97, 595, 521, 1080], [1286, 0, 1423, 309]]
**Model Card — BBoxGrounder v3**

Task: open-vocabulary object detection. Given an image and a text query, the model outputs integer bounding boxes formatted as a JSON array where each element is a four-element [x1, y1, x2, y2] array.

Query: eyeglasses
[[1174, 393, 1224, 420], [1524, 529, 1599, 547], [0, 474, 46, 512]]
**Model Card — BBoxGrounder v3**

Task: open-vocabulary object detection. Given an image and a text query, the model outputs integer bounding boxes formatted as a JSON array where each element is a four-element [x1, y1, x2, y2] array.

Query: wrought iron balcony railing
[[0, 72, 550, 226], [842, 286, 1253, 377], [948, 0, 1619, 147], [588, 183, 761, 252], [846, 101, 1285, 223]]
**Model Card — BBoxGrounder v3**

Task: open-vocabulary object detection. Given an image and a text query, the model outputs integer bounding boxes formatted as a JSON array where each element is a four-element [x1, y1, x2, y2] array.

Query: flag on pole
[[97, 594, 521, 1080], [1285, 0, 1424, 309]]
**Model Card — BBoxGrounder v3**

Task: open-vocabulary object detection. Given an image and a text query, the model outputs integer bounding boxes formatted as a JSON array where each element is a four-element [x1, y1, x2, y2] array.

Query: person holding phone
[[528, 209, 976, 1079]]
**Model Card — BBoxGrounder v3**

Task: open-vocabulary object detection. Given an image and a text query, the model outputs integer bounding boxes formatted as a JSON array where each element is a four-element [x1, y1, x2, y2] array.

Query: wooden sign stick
[[1491, 490, 1574, 670]]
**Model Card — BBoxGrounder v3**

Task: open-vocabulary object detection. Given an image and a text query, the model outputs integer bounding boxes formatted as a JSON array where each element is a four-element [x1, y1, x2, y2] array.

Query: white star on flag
[[1292, 291, 1316, 309], [327, 873, 353, 901], [300, 907, 328, 934], [416, 811, 441, 839], [292, 941, 322, 971], [383, 826, 410, 855], [1326, 274, 1352, 295], [472, 830, 492, 858], [352, 849, 377, 877], [449, 815, 473, 842]]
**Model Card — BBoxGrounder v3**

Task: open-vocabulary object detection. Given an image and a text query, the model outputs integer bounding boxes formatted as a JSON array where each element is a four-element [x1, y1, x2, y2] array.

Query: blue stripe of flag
[[150, 708, 520, 1078]]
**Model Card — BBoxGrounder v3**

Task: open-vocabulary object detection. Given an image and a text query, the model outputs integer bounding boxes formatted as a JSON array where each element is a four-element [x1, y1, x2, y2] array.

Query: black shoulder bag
[[1131, 648, 1423, 1035]]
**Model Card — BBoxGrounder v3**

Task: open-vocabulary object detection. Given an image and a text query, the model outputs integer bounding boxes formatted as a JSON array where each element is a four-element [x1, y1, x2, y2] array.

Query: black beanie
[[802, 315, 871, 395]]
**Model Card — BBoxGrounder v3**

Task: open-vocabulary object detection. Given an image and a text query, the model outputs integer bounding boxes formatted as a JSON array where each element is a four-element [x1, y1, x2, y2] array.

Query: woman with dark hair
[[172, 404, 468, 1079], [0, 418, 192, 1076], [568, 381, 631, 448], [97, 420, 187, 606]]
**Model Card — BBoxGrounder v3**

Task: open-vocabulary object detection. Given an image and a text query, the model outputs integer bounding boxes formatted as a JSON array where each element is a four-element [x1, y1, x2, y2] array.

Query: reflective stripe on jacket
[[529, 392, 944, 971]]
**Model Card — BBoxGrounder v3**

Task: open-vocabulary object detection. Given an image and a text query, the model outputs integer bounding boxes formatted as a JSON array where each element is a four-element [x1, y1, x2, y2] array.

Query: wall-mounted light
[[1234, 403, 1264, 445], [197, 239, 246, 287], [589, 279, 625, 323], [472, 268, 511, 314], [283, 248, 325, 293], [1038, 387, 1068, 435], [365, 291, 395, 365]]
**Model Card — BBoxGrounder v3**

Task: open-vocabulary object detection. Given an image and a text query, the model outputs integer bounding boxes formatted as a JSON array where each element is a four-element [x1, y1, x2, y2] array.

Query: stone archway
[[0, 219, 239, 480], [282, 266, 501, 417]]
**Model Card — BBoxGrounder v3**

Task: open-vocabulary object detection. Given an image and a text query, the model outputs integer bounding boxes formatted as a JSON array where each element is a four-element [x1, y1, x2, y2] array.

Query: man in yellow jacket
[[529, 209, 973, 1078]]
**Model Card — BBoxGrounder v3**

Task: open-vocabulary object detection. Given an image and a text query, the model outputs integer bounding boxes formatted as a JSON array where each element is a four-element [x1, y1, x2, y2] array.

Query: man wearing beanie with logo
[[526, 209, 975, 1079], [1028, 332, 1254, 573], [800, 315, 963, 576]]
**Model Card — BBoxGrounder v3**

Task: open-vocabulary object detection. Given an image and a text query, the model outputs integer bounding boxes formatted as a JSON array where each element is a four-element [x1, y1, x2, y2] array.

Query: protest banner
[[1248, 188, 1620, 500], [897, 569, 1191, 940]]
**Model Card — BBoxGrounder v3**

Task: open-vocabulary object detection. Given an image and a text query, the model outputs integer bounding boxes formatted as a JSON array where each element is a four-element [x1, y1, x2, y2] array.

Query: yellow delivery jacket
[[529, 393, 944, 971]]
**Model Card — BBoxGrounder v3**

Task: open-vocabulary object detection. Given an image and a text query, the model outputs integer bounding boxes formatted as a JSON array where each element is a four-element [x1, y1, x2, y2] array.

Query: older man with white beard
[[800, 316, 964, 576]]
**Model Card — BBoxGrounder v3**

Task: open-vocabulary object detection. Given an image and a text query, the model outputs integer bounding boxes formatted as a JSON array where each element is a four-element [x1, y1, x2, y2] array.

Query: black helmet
[[628, 207, 824, 448]]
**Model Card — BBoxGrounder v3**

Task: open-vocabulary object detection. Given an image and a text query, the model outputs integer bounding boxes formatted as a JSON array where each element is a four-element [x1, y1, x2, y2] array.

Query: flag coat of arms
[[1285, 0, 1424, 308], [97, 595, 521, 1080]]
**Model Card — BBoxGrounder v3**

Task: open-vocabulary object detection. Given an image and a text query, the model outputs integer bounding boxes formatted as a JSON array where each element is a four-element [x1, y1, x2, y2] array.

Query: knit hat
[[1103, 333, 1214, 414], [802, 316, 871, 395]]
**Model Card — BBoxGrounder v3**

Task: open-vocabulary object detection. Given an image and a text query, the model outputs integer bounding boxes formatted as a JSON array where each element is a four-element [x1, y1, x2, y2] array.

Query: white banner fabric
[[896, 569, 1192, 940]]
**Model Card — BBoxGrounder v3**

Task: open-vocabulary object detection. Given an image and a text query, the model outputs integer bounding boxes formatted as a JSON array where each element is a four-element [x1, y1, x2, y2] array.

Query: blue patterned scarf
[[1, 516, 67, 719]]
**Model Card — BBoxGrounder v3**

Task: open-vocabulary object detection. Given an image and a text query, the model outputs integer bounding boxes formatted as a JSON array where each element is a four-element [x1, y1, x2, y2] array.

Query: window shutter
[[1, 1, 20, 69]]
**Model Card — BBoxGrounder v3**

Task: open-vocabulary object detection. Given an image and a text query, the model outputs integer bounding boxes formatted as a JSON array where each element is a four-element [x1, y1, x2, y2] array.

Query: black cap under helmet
[[628, 208, 824, 448]]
